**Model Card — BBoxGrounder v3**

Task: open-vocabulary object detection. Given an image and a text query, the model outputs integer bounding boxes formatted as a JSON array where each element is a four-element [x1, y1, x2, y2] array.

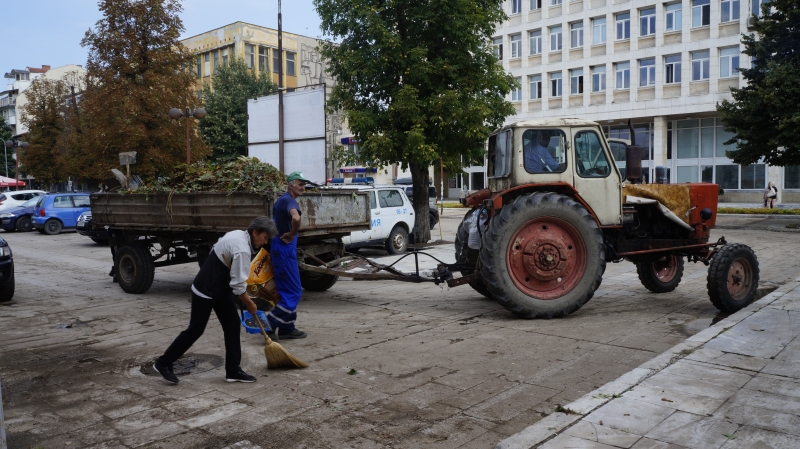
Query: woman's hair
[[247, 216, 279, 238]]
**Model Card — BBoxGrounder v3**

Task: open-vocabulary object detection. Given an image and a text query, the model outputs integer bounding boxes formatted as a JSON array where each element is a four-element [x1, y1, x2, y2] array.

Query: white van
[[336, 185, 416, 254]]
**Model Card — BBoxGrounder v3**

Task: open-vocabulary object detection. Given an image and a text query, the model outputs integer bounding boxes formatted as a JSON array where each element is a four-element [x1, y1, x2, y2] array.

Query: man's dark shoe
[[279, 329, 307, 339], [153, 359, 178, 384], [225, 369, 257, 383]]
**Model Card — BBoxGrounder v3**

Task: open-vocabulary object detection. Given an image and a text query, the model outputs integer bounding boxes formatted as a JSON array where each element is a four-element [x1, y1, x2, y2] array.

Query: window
[[702, 165, 714, 183], [640, 8, 656, 36], [529, 30, 542, 55], [529, 75, 543, 99], [511, 0, 522, 14], [287, 52, 296, 76], [591, 65, 606, 92], [785, 166, 800, 189], [570, 22, 584, 48], [715, 121, 736, 156], [489, 131, 512, 178], [196, 56, 202, 78], [639, 58, 655, 86], [73, 195, 91, 208], [245, 44, 255, 69], [721, 0, 740, 21], [523, 129, 567, 173], [717, 165, 739, 189], [550, 26, 563, 51], [550, 72, 563, 97], [53, 196, 73, 208], [551, 0, 562, 5], [213, 51, 219, 74], [665, 3, 682, 31], [616, 13, 631, 40], [692, 0, 710, 27], [570, 69, 584, 94], [692, 50, 710, 80], [203, 53, 210, 76], [510, 34, 522, 58], [575, 131, 611, 177], [511, 78, 522, 101], [273, 50, 281, 73], [720, 47, 740, 77], [259, 47, 269, 72], [615, 62, 630, 89], [665, 55, 682, 84], [592, 17, 607, 44], [752, 0, 768, 17], [741, 164, 766, 189], [369, 191, 377, 209], [222, 48, 229, 66], [677, 166, 699, 183], [531, 0, 542, 9], [492, 37, 503, 59], [378, 190, 404, 208]]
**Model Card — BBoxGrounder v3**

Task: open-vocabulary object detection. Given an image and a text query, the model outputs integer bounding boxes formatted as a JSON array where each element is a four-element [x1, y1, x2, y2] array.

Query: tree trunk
[[409, 161, 431, 245]]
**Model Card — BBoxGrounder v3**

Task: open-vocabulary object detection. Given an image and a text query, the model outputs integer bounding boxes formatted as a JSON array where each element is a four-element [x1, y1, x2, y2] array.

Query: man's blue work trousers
[[268, 235, 302, 333]]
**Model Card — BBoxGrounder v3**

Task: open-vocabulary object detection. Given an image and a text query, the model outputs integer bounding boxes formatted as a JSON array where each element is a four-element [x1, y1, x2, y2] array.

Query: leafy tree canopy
[[0, 116, 14, 178], [314, 0, 516, 241], [717, 0, 800, 166], [78, 0, 209, 180], [199, 56, 277, 162], [19, 78, 71, 183]]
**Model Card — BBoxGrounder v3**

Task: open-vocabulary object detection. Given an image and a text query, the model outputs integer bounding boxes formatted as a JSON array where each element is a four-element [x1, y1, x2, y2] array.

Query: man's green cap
[[287, 171, 311, 183]]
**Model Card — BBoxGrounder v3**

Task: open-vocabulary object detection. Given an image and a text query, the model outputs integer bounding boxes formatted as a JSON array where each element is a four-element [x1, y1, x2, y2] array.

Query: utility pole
[[277, 0, 285, 172]]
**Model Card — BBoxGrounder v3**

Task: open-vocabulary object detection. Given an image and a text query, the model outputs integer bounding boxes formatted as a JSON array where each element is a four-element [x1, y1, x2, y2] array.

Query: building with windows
[[473, 0, 799, 203], [1, 66, 50, 137]]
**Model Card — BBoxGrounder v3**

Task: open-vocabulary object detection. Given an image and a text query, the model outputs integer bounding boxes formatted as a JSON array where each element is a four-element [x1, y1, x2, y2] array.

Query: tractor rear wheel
[[707, 243, 759, 313], [480, 192, 605, 318], [636, 255, 684, 293], [454, 213, 492, 300]]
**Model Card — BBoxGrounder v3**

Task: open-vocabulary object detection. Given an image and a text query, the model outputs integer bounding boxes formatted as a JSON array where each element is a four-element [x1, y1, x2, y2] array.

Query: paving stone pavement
[[1, 212, 799, 449], [497, 279, 800, 449]]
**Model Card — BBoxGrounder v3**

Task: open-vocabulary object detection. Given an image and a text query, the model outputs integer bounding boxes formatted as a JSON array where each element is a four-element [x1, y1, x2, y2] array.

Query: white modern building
[[0, 66, 50, 137], [463, 0, 798, 204]]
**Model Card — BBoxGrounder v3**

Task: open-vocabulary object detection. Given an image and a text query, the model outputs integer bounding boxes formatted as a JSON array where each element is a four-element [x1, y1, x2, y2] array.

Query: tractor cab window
[[488, 130, 512, 178], [522, 129, 567, 174], [574, 131, 611, 178]]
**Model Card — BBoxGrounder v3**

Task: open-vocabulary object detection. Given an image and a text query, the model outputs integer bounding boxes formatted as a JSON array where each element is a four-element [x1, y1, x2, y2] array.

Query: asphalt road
[[0, 213, 798, 449]]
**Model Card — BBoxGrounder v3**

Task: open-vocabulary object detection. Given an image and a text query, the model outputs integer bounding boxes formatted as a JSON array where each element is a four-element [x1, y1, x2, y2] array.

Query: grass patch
[[439, 202, 466, 208], [592, 393, 623, 399], [555, 404, 580, 415], [717, 207, 800, 215]]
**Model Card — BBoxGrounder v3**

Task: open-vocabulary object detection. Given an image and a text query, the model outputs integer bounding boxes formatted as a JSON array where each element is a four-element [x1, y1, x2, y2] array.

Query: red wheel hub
[[727, 258, 752, 300], [653, 256, 679, 282], [506, 218, 587, 300]]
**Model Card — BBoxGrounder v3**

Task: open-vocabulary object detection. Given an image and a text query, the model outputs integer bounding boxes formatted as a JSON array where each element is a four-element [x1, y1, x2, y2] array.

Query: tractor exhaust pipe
[[625, 119, 643, 183]]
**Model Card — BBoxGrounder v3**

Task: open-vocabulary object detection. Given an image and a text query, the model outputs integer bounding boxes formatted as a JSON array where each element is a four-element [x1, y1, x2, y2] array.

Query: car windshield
[[21, 198, 39, 207]]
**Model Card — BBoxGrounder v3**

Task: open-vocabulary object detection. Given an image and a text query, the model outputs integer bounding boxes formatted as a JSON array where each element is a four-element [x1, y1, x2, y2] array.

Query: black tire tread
[[43, 219, 63, 235], [707, 243, 759, 313], [115, 243, 155, 294], [16, 216, 32, 232], [479, 192, 605, 319], [300, 270, 339, 292], [636, 256, 685, 293], [385, 226, 408, 255], [0, 273, 14, 302]]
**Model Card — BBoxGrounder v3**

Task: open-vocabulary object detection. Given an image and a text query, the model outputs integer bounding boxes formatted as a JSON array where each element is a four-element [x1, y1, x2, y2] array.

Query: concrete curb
[[766, 225, 800, 233], [717, 213, 800, 219], [495, 278, 800, 449]]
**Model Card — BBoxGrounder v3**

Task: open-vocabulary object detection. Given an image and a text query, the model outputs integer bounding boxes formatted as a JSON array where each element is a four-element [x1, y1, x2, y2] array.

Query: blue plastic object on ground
[[240, 310, 271, 335]]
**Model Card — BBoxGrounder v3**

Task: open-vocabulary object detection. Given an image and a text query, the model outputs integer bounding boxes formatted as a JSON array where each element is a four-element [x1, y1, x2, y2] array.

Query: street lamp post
[[168, 108, 206, 164], [4, 140, 29, 189]]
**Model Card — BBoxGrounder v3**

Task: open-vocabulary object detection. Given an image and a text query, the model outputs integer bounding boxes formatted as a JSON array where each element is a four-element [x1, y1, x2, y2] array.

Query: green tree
[[78, 0, 208, 180], [19, 78, 70, 184], [199, 56, 277, 161], [315, 0, 516, 242], [0, 116, 13, 178], [717, 0, 800, 166]]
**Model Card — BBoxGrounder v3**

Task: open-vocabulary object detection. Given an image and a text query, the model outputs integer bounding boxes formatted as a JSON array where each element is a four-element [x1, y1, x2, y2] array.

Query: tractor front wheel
[[480, 192, 605, 318], [707, 243, 759, 313]]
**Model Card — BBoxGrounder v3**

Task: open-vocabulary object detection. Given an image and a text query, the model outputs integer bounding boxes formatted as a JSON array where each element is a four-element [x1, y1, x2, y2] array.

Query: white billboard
[[247, 89, 326, 183]]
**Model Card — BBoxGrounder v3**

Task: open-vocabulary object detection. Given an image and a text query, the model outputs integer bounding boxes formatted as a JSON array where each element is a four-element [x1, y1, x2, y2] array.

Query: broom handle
[[252, 313, 274, 345]]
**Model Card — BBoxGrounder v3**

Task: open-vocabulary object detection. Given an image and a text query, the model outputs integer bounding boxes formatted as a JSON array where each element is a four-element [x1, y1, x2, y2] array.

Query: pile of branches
[[133, 157, 287, 197]]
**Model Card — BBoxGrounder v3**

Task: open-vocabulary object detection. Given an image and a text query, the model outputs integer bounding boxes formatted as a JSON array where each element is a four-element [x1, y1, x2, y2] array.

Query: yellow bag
[[246, 248, 281, 307]]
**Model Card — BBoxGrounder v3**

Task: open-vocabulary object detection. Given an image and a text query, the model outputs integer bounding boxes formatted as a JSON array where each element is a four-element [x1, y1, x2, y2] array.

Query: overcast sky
[[2, 0, 323, 73]]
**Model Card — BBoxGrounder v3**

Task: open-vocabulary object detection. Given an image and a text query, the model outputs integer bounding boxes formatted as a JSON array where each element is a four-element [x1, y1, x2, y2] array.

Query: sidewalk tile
[[625, 383, 726, 415], [761, 359, 800, 379], [644, 411, 738, 448], [713, 403, 800, 437], [729, 388, 800, 416], [640, 372, 740, 401], [494, 413, 582, 449], [584, 397, 675, 436], [176, 401, 250, 428], [658, 360, 752, 388], [564, 420, 643, 448], [684, 348, 770, 372], [540, 433, 620, 448], [720, 425, 800, 449], [220, 441, 263, 449], [742, 374, 800, 399], [630, 437, 687, 448], [119, 421, 188, 448]]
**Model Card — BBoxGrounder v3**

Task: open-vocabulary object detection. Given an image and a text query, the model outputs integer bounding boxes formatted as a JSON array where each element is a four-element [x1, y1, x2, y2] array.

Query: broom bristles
[[264, 339, 308, 369]]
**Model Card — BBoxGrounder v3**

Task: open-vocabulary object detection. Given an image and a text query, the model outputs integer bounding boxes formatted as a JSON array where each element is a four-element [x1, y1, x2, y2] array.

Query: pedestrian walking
[[267, 172, 310, 340], [764, 181, 778, 208], [153, 217, 278, 384]]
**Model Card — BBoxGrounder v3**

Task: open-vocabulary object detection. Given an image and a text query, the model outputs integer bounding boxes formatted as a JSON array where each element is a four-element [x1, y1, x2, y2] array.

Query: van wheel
[[385, 226, 408, 254], [43, 219, 63, 235]]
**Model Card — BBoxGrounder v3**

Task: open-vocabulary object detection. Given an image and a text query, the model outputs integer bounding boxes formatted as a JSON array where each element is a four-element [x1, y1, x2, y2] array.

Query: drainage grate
[[141, 353, 224, 376]]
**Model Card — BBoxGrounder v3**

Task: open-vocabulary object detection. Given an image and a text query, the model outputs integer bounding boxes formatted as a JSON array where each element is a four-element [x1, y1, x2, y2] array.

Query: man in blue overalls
[[267, 172, 309, 339]]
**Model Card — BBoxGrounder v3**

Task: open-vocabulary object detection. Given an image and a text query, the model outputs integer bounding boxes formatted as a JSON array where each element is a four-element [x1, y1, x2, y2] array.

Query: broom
[[252, 314, 308, 369]]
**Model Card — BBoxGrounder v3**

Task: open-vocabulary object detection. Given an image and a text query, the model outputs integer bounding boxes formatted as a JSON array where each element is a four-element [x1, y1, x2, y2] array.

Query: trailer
[[90, 190, 371, 298]]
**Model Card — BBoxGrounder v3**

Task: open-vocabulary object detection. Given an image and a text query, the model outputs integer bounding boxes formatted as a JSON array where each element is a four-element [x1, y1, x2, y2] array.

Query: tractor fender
[[489, 182, 602, 226]]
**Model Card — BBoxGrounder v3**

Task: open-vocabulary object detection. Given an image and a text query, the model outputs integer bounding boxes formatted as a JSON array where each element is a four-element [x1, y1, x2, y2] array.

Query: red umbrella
[[0, 176, 26, 187]]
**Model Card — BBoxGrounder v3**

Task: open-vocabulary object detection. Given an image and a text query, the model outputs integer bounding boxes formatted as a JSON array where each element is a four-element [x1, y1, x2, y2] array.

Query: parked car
[[0, 190, 46, 212], [31, 193, 92, 235], [336, 185, 416, 254], [406, 197, 439, 230], [0, 236, 14, 301], [0, 197, 42, 232], [77, 211, 109, 244]]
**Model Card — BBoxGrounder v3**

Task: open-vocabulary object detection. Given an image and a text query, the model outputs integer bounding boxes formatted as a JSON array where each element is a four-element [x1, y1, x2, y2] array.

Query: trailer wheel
[[300, 255, 339, 292], [636, 255, 684, 293], [115, 243, 155, 294], [480, 192, 605, 319], [707, 243, 759, 313], [454, 213, 493, 300]]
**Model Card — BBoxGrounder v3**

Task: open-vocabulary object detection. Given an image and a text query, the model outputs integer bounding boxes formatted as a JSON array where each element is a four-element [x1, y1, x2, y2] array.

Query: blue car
[[0, 197, 42, 232], [32, 193, 92, 235]]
